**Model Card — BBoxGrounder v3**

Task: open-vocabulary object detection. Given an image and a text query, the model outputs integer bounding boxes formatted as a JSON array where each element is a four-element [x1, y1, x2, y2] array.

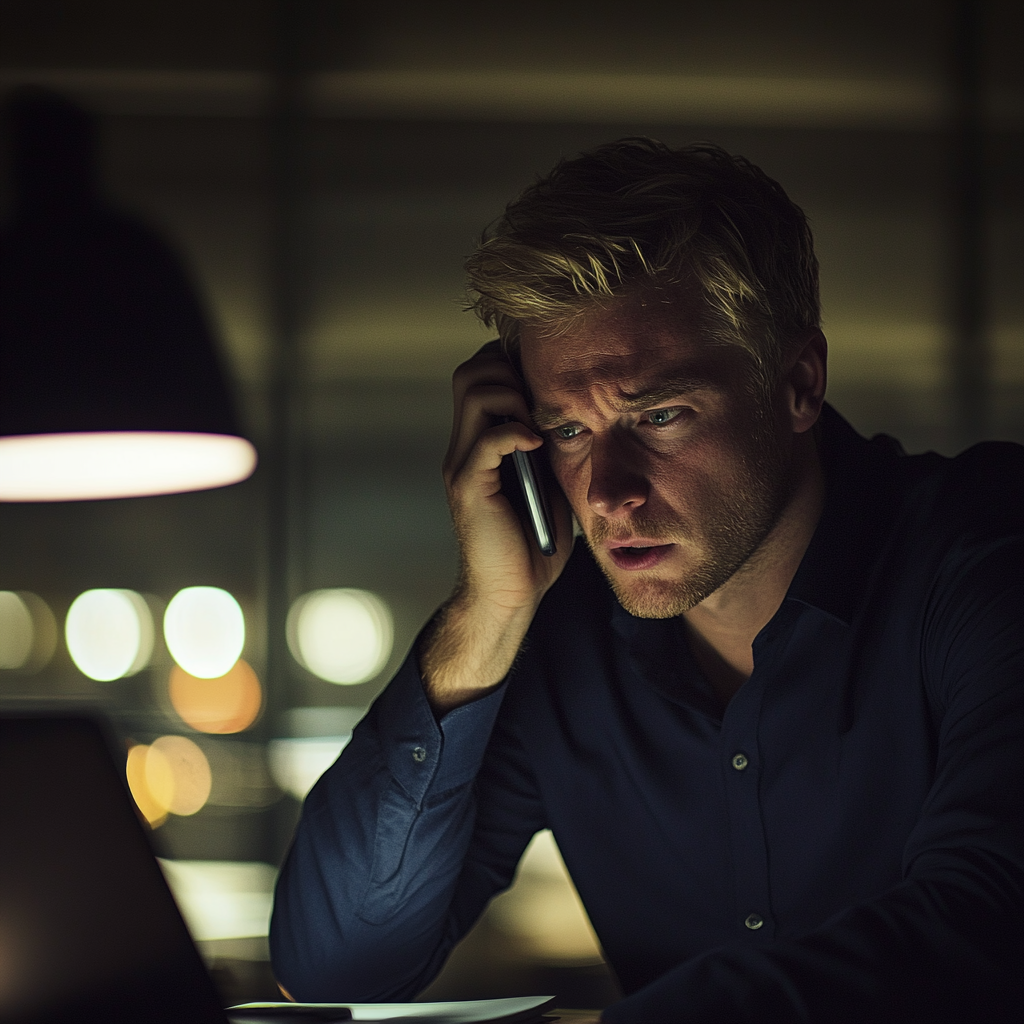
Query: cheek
[[549, 453, 586, 503], [648, 441, 745, 506]]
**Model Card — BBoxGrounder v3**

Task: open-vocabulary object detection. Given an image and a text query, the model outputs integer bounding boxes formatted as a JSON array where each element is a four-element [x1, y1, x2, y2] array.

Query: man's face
[[519, 296, 796, 618]]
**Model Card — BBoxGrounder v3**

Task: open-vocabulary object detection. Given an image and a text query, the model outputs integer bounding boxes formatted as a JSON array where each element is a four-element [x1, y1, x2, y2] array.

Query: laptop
[[0, 711, 229, 1023], [0, 713, 557, 1024]]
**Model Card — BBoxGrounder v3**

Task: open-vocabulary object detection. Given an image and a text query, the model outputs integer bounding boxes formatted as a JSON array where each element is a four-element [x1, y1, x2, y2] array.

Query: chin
[[600, 547, 748, 619], [606, 574, 703, 619]]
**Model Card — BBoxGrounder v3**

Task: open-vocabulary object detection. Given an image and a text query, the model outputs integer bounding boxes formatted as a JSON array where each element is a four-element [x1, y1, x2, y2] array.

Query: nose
[[586, 430, 649, 517]]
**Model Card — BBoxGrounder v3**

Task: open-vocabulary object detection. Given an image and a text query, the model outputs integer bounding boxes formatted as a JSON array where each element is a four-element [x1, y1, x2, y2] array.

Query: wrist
[[418, 591, 537, 714]]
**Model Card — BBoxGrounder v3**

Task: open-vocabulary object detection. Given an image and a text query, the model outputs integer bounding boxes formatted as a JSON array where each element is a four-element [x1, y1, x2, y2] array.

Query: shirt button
[[411, 746, 427, 763], [744, 913, 764, 930], [731, 753, 749, 771]]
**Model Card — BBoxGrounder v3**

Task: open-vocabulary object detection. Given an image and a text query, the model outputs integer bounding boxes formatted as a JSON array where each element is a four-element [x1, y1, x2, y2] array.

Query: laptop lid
[[0, 712, 229, 1024]]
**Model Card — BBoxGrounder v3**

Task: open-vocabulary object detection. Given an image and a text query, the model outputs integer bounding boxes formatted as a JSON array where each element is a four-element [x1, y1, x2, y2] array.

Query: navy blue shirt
[[271, 407, 1024, 1022]]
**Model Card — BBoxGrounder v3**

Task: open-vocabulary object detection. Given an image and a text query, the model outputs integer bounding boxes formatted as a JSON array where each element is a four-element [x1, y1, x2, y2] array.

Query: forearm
[[418, 590, 538, 715], [269, 657, 512, 1000]]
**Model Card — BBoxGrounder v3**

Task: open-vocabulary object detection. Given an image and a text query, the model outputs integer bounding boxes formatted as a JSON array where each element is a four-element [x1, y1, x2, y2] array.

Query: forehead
[[519, 299, 746, 411]]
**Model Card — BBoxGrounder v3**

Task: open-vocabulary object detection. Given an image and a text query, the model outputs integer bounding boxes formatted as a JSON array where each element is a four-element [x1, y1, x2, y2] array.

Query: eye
[[552, 423, 584, 440], [646, 407, 682, 426]]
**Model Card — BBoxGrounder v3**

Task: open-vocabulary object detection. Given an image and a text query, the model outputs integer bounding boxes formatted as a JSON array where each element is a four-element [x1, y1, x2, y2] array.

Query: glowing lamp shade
[[0, 89, 256, 505], [164, 586, 245, 679], [0, 432, 256, 501], [287, 589, 393, 685], [65, 588, 154, 681]]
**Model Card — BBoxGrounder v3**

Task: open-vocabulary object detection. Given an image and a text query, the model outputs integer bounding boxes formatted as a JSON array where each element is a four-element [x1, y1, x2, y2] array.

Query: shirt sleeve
[[602, 537, 1024, 1024], [269, 646, 545, 1001]]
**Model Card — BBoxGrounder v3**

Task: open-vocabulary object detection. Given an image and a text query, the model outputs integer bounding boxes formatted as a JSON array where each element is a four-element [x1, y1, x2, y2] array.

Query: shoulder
[[897, 441, 1024, 543], [822, 400, 1023, 543]]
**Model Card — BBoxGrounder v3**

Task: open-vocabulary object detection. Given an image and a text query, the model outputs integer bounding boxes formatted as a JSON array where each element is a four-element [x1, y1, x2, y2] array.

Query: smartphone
[[502, 418, 557, 556]]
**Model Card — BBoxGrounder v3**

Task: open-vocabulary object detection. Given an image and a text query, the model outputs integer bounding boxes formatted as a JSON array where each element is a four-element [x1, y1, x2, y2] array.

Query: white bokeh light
[[164, 586, 245, 679], [268, 737, 351, 801], [65, 589, 154, 682], [286, 589, 393, 685]]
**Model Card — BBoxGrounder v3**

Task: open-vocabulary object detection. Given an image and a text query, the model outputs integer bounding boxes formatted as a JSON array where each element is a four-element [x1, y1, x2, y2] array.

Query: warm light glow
[[150, 735, 212, 815], [0, 592, 33, 669], [168, 659, 262, 734], [286, 589, 393, 684], [164, 586, 245, 678], [126, 736, 212, 825], [65, 589, 154, 681], [0, 432, 257, 501], [488, 829, 604, 963], [126, 744, 168, 827]]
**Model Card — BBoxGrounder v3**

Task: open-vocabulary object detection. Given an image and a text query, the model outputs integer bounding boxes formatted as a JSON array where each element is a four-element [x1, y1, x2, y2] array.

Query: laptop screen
[[0, 713, 227, 1024]]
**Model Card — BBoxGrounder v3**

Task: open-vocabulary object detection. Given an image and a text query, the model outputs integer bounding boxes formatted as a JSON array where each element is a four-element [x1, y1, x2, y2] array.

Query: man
[[271, 139, 1023, 1022]]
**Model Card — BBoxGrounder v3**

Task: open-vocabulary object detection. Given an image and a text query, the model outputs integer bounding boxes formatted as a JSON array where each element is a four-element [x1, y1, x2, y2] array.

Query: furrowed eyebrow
[[531, 374, 714, 429], [530, 406, 571, 430], [617, 375, 715, 410]]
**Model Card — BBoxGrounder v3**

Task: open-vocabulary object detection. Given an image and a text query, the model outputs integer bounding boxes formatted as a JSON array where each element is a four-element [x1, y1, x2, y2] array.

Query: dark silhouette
[[0, 88, 240, 438]]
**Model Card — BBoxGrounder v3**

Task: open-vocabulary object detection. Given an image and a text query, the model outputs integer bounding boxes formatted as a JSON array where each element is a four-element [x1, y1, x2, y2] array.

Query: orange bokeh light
[[168, 658, 262, 734], [126, 744, 168, 828], [125, 736, 212, 826]]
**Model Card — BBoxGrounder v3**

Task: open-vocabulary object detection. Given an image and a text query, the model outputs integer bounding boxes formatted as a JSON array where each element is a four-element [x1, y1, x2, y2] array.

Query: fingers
[[440, 340, 572, 620], [450, 342, 526, 444], [446, 341, 538, 475], [446, 417, 540, 498], [445, 389, 539, 482]]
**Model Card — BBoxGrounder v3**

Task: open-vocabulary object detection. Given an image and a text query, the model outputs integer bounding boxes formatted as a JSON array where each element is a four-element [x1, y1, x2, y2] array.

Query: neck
[[682, 435, 825, 700]]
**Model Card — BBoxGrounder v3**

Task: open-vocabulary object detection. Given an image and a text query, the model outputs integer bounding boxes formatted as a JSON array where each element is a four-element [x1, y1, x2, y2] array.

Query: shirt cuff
[[375, 647, 509, 807]]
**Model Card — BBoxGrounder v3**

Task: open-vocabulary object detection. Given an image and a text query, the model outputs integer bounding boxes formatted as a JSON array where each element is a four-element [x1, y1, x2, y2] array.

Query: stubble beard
[[582, 413, 794, 619]]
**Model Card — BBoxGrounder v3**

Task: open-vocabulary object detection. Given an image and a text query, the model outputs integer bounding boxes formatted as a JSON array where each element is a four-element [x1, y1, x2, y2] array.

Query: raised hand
[[419, 341, 573, 712]]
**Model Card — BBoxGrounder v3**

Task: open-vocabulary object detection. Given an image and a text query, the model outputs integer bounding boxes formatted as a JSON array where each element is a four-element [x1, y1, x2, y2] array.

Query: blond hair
[[465, 138, 820, 385]]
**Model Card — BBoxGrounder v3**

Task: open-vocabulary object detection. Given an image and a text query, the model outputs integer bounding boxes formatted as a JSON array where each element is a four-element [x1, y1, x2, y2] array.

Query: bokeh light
[[168, 659, 262, 734], [268, 737, 351, 801], [0, 432, 257, 501], [11, 592, 58, 671], [268, 706, 366, 800], [0, 592, 33, 669], [150, 735, 212, 815], [65, 589, 154, 681], [126, 744, 168, 827], [126, 736, 212, 826], [286, 589, 393, 684], [158, 860, 276, 942], [164, 586, 245, 679]]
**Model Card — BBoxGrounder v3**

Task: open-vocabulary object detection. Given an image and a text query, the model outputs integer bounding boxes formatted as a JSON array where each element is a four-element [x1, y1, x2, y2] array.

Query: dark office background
[[0, 0, 1021, 1008]]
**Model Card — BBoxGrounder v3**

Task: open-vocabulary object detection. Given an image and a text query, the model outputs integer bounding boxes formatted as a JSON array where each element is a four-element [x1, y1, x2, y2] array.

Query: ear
[[784, 329, 827, 434]]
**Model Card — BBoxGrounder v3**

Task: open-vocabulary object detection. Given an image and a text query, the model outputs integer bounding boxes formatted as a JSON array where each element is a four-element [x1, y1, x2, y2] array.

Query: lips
[[606, 542, 674, 571]]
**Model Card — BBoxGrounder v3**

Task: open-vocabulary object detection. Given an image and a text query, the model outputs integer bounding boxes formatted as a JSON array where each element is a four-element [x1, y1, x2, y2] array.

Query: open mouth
[[607, 544, 673, 571]]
